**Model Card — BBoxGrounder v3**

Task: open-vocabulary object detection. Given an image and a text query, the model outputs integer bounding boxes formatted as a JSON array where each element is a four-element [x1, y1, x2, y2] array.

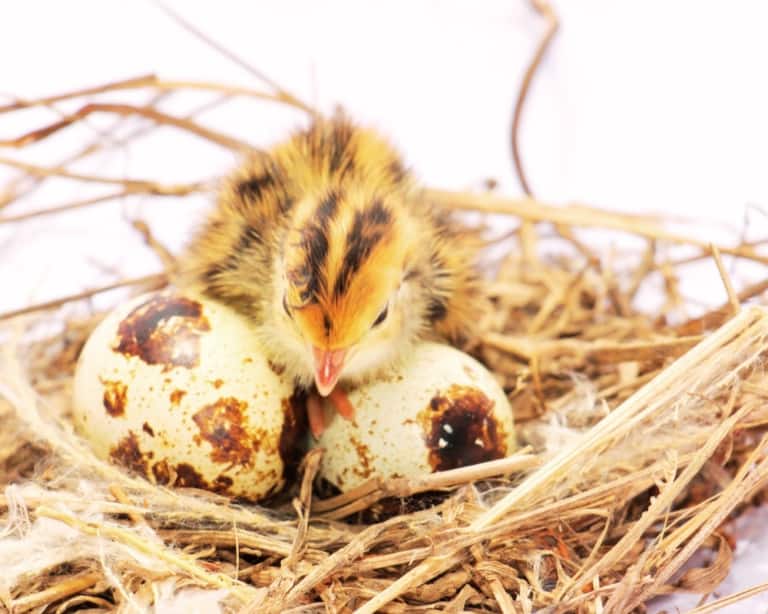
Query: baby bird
[[182, 115, 484, 436]]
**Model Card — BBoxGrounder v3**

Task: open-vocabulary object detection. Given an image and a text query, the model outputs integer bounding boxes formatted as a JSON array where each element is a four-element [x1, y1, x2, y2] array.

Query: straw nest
[[3, 20, 768, 614]]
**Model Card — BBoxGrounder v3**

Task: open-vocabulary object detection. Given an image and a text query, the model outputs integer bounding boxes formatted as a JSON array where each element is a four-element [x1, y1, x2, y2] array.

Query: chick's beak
[[312, 347, 347, 396]]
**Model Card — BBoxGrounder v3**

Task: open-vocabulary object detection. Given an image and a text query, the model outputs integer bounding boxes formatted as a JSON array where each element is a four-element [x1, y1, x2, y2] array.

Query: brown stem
[[428, 188, 768, 266], [0, 156, 205, 195], [0, 273, 168, 321], [0, 74, 308, 115], [0, 90, 175, 210], [130, 220, 179, 273], [312, 452, 539, 519], [10, 571, 103, 611], [0, 74, 156, 114], [0, 102, 255, 152], [0, 192, 124, 224], [511, 0, 559, 196], [153, 1, 316, 115]]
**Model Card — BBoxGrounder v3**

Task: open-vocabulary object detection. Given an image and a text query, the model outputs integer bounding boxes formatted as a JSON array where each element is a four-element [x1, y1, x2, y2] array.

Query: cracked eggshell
[[72, 289, 307, 502], [312, 342, 516, 492]]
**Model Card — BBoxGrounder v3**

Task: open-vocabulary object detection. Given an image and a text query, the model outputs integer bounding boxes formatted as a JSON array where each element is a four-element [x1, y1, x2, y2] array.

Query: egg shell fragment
[[72, 289, 307, 502], [312, 342, 516, 492]]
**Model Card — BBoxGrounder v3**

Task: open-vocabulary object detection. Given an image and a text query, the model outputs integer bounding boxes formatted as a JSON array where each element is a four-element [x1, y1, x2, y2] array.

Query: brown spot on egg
[[170, 389, 187, 406], [350, 436, 374, 479], [113, 294, 211, 371], [152, 459, 172, 484], [192, 397, 254, 466], [211, 379, 224, 389], [101, 378, 127, 417], [175, 463, 208, 489], [212, 474, 235, 494], [109, 431, 151, 477], [142, 422, 155, 437], [419, 385, 507, 471], [153, 460, 234, 496], [279, 391, 309, 480]]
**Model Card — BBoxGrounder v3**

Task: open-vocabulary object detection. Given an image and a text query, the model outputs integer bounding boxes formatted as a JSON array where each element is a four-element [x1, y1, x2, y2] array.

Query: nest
[[3, 11, 768, 614]]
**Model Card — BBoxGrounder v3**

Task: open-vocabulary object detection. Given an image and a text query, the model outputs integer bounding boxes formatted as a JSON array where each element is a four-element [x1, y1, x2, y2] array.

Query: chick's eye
[[282, 294, 293, 319], [372, 304, 388, 327]]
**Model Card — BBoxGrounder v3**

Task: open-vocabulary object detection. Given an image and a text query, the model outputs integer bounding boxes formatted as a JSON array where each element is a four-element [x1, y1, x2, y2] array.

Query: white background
[[2, 1, 768, 611]]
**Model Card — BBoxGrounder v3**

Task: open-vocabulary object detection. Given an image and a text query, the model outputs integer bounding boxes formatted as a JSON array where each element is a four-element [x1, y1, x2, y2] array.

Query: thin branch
[[34, 505, 257, 602], [0, 102, 255, 152], [511, 0, 559, 195], [0, 192, 127, 224], [312, 452, 540, 520], [130, 219, 179, 273], [0, 156, 206, 195], [153, 79, 311, 111], [0, 90, 176, 210], [153, 1, 316, 115], [0, 74, 156, 114], [10, 571, 103, 611], [675, 277, 768, 335], [0, 273, 168, 321], [710, 243, 740, 315], [0, 74, 309, 115], [428, 188, 768, 265], [685, 581, 768, 614]]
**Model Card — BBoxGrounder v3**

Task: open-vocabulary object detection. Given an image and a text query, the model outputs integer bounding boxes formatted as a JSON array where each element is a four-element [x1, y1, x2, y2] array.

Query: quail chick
[[182, 114, 485, 436]]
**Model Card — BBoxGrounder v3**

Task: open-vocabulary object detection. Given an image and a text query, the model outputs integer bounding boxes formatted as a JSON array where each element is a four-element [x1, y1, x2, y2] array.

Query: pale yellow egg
[[311, 342, 515, 492], [72, 289, 306, 502]]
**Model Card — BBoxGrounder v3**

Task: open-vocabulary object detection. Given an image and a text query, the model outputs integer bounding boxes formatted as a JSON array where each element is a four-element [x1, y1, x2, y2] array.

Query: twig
[[511, 0, 559, 195], [153, 79, 312, 111], [0, 273, 168, 321], [489, 577, 516, 614], [626, 240, 657, 302], [0, 102, 255, 152], [287, 450, 322, 568], [625, 436, 768, 610], [108, 484, 147, 527], [0, 90, 232, 211], [285, 518, 407, 608], [482, 333, 702, 365], [0, 156, 205, 195], [34, 505, 257, 602], [0, 74, 155, 114], [0, 90, 175, 210], [508, 0, 559, 269], [153, 1, 315, 114], [675, 277, 768, 335], [428, 188, 768, 265], [312, 452, 540, 519], [684, 581, 768, 614], [130, 220, 178, 273], [248, 450, 324, 614], [0, 192, 128, 224], [10, 571, 103, 611], [710, 243, 740, 315], [0, 74, 309, 115], [354, 307, 768, 613]]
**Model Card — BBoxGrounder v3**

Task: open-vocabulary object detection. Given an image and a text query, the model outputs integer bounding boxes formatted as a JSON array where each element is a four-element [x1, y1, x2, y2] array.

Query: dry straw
[[3, 5, 768, 612]]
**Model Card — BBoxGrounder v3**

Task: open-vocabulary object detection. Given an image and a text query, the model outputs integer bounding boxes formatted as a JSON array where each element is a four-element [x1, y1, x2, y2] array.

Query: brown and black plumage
[[182, 114, 485, 432]]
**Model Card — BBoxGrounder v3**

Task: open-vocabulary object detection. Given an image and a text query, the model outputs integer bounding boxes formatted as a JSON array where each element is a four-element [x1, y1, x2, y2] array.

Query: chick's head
[[274, 186, 423, 396]]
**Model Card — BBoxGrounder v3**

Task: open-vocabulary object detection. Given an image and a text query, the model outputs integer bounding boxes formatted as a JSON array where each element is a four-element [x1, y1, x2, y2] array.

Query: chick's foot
[[328, 387, 355, 420], [307, 387, 356, 439], [307, 393, 326, 439]]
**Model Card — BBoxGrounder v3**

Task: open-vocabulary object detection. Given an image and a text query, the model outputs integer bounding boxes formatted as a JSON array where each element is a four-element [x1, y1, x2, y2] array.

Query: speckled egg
[[72, 289, 306, 502], [311, 342, 515, 492]]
